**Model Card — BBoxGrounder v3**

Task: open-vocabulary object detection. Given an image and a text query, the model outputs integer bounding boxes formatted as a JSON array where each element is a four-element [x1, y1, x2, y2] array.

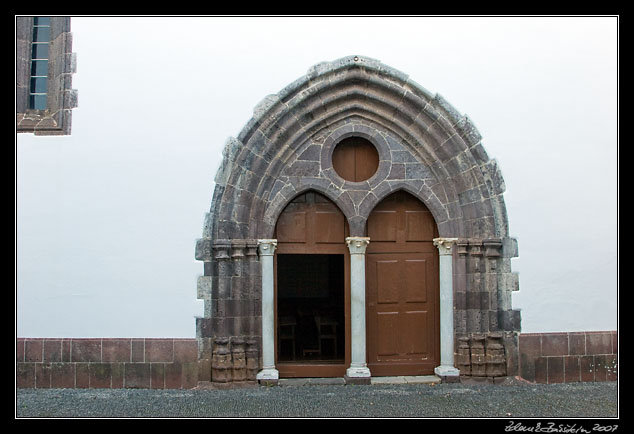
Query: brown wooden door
[[366, 191, 440, 376], [274, 191, 350, 378]]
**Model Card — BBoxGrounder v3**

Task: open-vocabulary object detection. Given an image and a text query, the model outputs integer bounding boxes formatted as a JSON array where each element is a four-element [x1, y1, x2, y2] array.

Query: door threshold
[[277, 375, 440, 387], [278, 377, 346, 386], [370, 375, 441, 385]]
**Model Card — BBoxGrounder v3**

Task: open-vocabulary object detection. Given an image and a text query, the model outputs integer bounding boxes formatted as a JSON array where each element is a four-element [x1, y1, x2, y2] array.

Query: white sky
[[16, 16, 618, 337]]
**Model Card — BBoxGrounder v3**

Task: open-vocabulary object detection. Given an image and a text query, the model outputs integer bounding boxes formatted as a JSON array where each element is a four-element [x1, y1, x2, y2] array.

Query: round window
[[331, 137, 379, 182]]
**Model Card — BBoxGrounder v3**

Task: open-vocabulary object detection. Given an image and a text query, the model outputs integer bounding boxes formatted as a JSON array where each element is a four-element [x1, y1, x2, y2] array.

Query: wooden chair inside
[[278, 316, 297, 360], [315, 315, 338, 358]]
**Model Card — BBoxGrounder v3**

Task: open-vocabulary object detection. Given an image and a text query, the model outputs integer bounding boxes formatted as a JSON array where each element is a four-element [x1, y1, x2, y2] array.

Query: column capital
[[345, 237, 370, 255], [257, 239, 277, 256], [433, 237, 458, 255]]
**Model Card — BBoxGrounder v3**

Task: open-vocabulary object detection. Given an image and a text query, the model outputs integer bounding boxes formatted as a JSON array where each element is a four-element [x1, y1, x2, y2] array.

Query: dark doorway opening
[[277, 254, 345, 363]]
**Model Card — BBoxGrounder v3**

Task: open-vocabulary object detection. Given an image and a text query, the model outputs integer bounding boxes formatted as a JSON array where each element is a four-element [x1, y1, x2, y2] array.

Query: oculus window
[[332, 137, 379, 182]]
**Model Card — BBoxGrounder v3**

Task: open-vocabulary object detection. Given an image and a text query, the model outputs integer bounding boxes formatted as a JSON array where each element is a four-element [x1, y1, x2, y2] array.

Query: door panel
[[367, 210, 397, 242], [403, 311, 428, 355], [376, 312, 399, 356], [405, 210, 435, 241], [315, 211, 346, 244], [376, 260, 399, 303], [276, 211, 306, 243], [405, 259, 427, 303]]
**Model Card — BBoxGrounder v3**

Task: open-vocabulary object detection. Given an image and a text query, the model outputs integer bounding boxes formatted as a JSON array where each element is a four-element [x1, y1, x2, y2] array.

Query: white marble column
[[256, 239, 278, 382], [433, 237, 460, 379], [345, 237, 371, 381]]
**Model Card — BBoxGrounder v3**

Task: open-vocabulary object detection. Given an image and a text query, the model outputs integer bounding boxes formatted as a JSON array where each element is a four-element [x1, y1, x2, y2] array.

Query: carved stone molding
[[195, 238, 260, 262]]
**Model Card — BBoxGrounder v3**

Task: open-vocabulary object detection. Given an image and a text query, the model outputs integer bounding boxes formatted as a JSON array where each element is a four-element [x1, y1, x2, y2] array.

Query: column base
[[256, 368, 279, 385], [434, 365, 461, 383], [345, 366, 371, 384]]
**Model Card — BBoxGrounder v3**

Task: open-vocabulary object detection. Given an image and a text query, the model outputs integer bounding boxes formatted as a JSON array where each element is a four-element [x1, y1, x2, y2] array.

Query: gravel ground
[[16, 381, 618, 419]]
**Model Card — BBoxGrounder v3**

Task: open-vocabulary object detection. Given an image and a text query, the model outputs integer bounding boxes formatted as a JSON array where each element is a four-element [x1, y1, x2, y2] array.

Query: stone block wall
[[16, 338, 199, 389], [195, 239, 262, 384], [518, 331, 617, 383], [455, 331, 519, 383]]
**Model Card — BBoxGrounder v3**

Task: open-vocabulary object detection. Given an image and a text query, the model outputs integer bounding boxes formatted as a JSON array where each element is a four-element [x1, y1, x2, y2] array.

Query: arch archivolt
[[209, 55, 509, 244]]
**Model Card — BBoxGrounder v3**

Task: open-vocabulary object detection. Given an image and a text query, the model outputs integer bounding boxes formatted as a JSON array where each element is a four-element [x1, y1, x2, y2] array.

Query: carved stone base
[[256, 368, 279, 385], [344, 375, 372, 385], [435, 365, 461, 383]]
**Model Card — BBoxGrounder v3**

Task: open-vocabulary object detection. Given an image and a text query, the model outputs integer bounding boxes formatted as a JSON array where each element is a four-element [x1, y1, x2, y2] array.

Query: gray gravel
[[16, 381, 618, 419]]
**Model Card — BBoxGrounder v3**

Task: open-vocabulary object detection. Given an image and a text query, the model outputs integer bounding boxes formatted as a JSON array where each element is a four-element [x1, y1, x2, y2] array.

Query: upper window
[[331, 137, 379, 182], [17, 16, 77, 135], [29, 17, 51, 110]]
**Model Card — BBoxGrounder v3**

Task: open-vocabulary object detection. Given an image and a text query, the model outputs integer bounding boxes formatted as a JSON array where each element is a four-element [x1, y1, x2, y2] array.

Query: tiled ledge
[[518, 331, 617, 384], [16, 338, 199, 389], [16, 333, 618, 388]]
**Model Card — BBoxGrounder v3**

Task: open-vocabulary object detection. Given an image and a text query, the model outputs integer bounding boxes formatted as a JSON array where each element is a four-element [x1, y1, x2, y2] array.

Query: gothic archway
[[195, 55, 521, 385]]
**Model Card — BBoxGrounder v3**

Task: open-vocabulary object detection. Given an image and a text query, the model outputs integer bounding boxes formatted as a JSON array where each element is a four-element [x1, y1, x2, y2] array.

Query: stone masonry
[[195, 55, 522, 385]]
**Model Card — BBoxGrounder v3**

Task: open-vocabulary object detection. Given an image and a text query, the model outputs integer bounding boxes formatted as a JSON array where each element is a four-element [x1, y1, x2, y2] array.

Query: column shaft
[[433, 237, 460, 379], [345, 237, 371, 381], [256, 239, 278, 382]]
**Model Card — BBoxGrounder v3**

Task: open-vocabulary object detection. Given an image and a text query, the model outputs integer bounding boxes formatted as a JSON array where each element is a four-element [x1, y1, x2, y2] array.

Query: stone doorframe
[[195, 55, 521, 385]]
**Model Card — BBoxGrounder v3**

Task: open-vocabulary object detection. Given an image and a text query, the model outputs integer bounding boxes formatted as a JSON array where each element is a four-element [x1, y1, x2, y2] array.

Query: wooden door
[[274, 191, 350, 377], [366, 191, 440, 376]]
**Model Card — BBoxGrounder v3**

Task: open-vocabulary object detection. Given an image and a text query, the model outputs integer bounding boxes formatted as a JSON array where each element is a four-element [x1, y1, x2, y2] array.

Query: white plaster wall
[[15, 16, 617, 337]]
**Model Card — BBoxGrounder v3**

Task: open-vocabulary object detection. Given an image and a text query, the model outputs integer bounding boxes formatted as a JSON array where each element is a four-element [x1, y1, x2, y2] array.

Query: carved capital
[[257, 239, 278, 256], [433, 237, 459, 255], [468, 239, 484, 256], [483, 238, 503, 258], [245, 239, 259, 257], [345, 237, 370, 255], [456, 239, 469, 256], [212, 239, 232, 260], [231, 239, 247, 258]]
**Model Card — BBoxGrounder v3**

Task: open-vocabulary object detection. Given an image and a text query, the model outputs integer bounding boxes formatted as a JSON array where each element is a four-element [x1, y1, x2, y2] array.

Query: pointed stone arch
[[195, 55, 521, 385]]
